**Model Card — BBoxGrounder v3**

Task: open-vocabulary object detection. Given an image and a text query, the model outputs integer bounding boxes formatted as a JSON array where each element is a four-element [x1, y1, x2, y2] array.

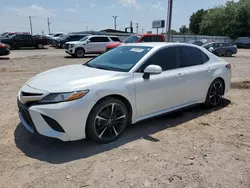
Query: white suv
[[65, 35, 120, 58]]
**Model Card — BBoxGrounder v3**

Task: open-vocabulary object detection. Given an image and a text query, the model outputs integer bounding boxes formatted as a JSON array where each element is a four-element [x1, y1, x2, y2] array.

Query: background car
[[0, 33, 48, 49], [202, 42, 237, 57], [0, 43, 10, 56], [65, 35, 121, 58], [105, 34, 166, 51], [53, 34, 90, 48], [18, 43, 231, 143]]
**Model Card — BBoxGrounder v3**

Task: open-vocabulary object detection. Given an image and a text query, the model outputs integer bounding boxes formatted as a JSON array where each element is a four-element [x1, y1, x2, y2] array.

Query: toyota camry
[[17, 43, 231, 143]]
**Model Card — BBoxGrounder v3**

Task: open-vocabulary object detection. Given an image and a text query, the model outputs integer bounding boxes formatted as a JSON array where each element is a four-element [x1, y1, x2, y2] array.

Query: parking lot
[[0, 48, 250, 188]]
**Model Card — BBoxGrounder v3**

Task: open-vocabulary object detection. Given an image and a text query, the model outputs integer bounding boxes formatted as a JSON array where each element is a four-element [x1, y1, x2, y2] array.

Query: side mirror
[[143, 65, 162, 79], [86, 40, 90, 43]]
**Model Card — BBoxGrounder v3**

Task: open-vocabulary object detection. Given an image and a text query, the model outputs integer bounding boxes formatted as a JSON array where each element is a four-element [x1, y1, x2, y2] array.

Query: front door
[[133, 46, 185, 118]]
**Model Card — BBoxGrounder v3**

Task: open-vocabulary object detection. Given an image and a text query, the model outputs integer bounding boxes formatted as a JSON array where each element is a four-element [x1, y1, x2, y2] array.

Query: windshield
[[123, 35, 140, 43], [58, 34, 68, 40], [85, 46, 152, 72], [54, 34, 63, 37], [80, 36, 89, 41]]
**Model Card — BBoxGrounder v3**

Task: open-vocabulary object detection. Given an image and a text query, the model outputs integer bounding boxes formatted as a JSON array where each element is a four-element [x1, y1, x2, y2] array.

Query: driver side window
[[137, 47, 180, 72]]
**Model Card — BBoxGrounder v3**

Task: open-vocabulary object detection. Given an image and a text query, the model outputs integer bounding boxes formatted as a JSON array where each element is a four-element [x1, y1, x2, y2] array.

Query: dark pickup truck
[[0, 34, 48, 49]]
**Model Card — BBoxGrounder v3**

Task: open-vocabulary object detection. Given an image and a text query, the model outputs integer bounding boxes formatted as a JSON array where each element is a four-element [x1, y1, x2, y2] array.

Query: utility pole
[[166, 0, 173, 42], [113, 16, 117, 30], [136, 23, 139, 33], [142, 28, 144, 34], [29, 16, 33, 35], [130, 21, 133, 33], [86, 26, 88, 31], [47, 17, 51, 34]]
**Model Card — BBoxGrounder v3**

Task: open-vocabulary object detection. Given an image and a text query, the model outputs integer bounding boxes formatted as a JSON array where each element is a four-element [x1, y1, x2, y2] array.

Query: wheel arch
[[85, 94, 133, 136], [211, 77, 226, 94]]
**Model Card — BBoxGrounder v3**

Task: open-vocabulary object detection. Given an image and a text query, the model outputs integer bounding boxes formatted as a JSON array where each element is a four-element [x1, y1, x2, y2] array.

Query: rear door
[[179, 45, 211, 103], [87, 37, 111, 53]]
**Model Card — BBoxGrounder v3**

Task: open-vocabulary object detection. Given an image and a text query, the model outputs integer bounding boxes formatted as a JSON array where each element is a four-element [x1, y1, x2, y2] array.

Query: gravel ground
[[0, 48, 249, 188]]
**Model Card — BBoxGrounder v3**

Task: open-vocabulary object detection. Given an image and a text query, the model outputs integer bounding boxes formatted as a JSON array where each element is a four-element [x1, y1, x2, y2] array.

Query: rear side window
[[152, 36, 164, 42], [140, 36, 153, 42], [138, 47, 180, 72], [90, 37, 110, 42], [179, 46, 204, 67], [110, 37, 120, 42], [201, 51, 209, 63]]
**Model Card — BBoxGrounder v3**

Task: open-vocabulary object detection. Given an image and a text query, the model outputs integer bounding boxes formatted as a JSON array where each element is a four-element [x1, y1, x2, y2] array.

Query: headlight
[[40, 90, 89, 103], [69, 44, 74, 48]]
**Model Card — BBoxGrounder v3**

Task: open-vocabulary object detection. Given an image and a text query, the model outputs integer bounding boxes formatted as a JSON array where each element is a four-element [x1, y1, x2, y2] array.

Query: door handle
[[177, 73, 184, 77], [207, 68, 212, 72]]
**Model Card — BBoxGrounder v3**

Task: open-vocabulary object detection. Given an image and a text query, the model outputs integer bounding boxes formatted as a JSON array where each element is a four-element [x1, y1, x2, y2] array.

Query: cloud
[[120, 0, 140, 8], [76, 4, 79, 8], [89, 2, 96, 8], [5, 4, 55, 17], [65, 8, 77, 12], [152, 2, 165, 10]]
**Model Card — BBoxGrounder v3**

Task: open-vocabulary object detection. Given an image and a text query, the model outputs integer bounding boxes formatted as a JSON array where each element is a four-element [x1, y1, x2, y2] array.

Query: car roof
[[89, 35, 119, 38], [123, 42, 199, 48]]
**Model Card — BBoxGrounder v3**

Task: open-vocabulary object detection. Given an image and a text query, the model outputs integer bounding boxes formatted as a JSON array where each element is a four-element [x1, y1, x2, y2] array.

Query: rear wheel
[[75, 48, 85, 58], [205, 79, 224, 107], [225, 50, 233, 57], [37, 44, 43, 49], [87, 98, 129, 143]]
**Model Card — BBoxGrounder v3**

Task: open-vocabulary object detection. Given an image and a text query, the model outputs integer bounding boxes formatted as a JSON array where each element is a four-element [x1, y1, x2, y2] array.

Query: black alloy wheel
[[87, 98, 128, 143], [205, 79, 224, 107]]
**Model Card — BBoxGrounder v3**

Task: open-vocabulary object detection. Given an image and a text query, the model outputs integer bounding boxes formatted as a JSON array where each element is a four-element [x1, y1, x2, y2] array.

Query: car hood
[[26, 64, 120, 92], [106, 42, 122, 48]]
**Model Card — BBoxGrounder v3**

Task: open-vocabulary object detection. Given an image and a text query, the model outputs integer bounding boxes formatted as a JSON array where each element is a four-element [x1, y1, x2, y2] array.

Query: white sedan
[[17, 43, 231, 143]]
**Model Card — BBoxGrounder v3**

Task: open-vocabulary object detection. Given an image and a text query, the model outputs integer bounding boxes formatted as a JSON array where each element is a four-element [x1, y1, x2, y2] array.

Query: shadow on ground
[[14, 99, 231, 164], [0, 57, 10, 60]]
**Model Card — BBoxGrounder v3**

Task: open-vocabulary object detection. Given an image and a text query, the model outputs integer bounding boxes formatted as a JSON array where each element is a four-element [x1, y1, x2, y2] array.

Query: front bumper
[[0, 48, 10, 56], [17, 93, 95, 141]]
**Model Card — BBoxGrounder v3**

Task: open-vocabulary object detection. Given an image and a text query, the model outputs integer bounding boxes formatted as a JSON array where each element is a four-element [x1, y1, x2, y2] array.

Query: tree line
[[172, 0, 250, 39]]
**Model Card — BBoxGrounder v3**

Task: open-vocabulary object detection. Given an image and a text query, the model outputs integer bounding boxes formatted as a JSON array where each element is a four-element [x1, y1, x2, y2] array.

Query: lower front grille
[[17, 100, 37, 132]]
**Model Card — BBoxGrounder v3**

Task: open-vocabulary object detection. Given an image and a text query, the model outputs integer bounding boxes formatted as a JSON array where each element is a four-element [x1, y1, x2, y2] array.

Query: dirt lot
[[0, 48, 249, 188]]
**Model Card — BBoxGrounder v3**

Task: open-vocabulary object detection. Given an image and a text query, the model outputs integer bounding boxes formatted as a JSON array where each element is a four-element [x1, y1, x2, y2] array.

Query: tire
[[225, 50, 233, 57], [213, 49, 221, 57], [4, 44, 11, 50], [37, 44, 44, 49], [75, 48, 85, 58], [204, 79, 225, 108], [86, 98, 129, 143]]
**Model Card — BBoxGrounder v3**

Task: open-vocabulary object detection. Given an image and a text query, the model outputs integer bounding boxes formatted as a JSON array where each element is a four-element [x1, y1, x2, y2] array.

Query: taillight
[[226, 64, 231, 70]]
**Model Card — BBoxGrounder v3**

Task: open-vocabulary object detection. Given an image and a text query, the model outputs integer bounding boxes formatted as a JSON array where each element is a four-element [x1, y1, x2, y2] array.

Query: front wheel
[[204, 79, 225, 108], [86, 98, 129, 143], [75, 48, 85, 58]]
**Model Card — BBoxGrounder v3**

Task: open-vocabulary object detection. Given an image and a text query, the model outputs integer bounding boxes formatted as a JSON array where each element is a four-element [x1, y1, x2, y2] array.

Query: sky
[[0, 0, 233, 34]]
